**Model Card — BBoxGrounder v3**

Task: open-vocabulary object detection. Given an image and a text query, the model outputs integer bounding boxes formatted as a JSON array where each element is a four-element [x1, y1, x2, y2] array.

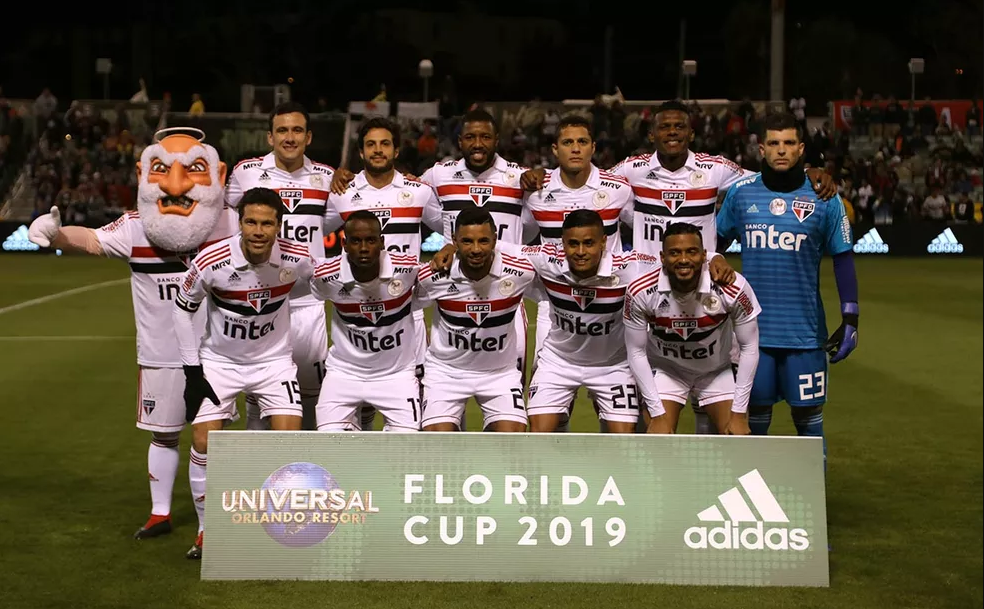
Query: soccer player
[[624, 223, 762, 434], [331, 109, 531, 392], [174, 187, 311, 559], [514, 210, 650, 433], [716, 112, 859, 463], [27, 130, 237, 539], [415, 207, 537, 432], [225, 102, 334, 430], [520, 101, 836, 432], [323, 117, 442, 430], [310, 211, 422, 431]]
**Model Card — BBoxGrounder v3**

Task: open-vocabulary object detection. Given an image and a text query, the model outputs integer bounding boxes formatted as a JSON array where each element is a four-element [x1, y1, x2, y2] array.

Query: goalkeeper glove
[[825, 302, 859, 364], [183, 365, 220, 423]]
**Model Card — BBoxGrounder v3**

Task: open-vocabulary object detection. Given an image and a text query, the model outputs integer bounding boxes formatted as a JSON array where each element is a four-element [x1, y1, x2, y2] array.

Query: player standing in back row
[[717, 112, 860, 467], [225, 102, 334, 430], [324, 117, 442, 430]]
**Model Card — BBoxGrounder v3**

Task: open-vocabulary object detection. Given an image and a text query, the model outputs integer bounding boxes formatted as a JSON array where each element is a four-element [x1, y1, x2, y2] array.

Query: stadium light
[[682, 60, 697, 101], [908, 58, 924, 104], [419, 59, 434, 103]]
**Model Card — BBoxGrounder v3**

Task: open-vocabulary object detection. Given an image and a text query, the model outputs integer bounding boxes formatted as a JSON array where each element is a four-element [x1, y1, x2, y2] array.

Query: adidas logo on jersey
[[746, 204, 759, 213], [645, 171, 659, 181], [544, 193, 555, 202], [853, 228, 889, 254], [228, 271, 241, 283], [352, 193, 362, 201], [2, 225, 40, 252], [684, 470, 809, 552], [446, 284, 459, 294], [927, 228, 964, 254], [725, 239, 742, 253], [453, 171, 464, 179]]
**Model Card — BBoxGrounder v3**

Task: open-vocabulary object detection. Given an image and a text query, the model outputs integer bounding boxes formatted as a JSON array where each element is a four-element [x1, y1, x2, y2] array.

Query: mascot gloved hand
[[28, 206, 62, 248]]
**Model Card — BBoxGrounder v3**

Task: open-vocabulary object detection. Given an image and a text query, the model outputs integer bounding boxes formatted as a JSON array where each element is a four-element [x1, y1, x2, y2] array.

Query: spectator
[[883, 95, 903, 139], [130, 78, 149, 103], [966, 98, 981, 137], [917, 97, 937, 135], [851, 95, 868, 136], [189, 93, 205, 116], [868, 94, 884, 140], [952, 192, 975, 223], [856, 178, 874, 223], [921, 186, 949, 221]]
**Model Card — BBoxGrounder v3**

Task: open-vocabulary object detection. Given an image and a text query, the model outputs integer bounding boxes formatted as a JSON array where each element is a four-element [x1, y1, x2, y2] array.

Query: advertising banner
[[832, 99, 980, 132], [203, 432, 828, 587]]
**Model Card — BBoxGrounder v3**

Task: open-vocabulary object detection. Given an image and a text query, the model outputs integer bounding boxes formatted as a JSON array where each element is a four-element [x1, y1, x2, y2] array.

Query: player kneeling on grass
[[415, 208, 536, 432], [624, 223, 761, 434], [173, 188, 312, 559], [309, 210, 423, 431]]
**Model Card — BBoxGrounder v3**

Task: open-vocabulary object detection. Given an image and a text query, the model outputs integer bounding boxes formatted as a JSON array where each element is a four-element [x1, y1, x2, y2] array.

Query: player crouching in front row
[[308, 211, 423, 431], [624, 222, 761, 434], [173, 188, 312, 559]]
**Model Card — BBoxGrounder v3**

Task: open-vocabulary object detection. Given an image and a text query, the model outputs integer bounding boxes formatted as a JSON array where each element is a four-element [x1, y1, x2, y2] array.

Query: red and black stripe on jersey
[[436, 294, 524, 329], [339, 207, 423, 235], [127, 240, 225, 274], [539, 277, 626, 315], [207, 283, 295, 317], [631, 186, 718, 217], [332, 289, 414, 328], [647, 313, 728, 343], [435, 184, 524, 217], [274, 187, 330, 216], [532, 207, 621, 240]]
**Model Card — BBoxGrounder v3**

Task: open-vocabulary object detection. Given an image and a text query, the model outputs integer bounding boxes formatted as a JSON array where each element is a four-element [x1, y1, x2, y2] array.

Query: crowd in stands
[[26, 103, 151, 228], [0, 94, 28, 201]]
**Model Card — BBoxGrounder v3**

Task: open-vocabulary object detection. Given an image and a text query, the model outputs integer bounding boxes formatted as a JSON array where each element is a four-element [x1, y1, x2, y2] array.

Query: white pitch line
[[0, 335, 134, 342], [0, 278, 130, 316]]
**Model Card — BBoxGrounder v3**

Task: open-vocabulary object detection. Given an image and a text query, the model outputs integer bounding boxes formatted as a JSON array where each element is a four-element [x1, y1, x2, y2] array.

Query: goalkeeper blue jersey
[[717, 173, 853, 349]]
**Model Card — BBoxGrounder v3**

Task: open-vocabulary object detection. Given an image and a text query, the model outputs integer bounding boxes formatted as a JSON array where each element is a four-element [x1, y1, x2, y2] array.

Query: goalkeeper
[[716, 112, 859, 468]]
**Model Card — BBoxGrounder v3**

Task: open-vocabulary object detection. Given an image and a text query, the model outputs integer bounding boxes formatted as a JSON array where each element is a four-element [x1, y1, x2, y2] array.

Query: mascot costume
[[29, 128, 237, 546]]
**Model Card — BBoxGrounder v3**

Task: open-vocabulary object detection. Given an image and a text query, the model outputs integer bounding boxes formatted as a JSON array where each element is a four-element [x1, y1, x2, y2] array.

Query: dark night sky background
[[2, 0, 980, 112]]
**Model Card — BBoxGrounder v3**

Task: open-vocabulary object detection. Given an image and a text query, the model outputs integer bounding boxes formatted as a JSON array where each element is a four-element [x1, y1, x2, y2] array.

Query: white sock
[[245, 395, 268, 431], [189, 448, 208, 533], [148, 436, 180, 516]]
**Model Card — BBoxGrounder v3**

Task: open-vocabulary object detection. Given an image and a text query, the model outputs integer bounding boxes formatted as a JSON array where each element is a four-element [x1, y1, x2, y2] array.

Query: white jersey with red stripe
[[176, 236, 314, 366], [419, 155, 528, 244], [224, 152, 334, 306], [511, 242, 647, 367], [310, 250, 420, 377], [611, 150, 744, 254], [94, 208, 239, 367], [523, 165, 630, 253], [415, 246, 536, 372], [324, 170, 441, 259], [623, 263, 761, 374]]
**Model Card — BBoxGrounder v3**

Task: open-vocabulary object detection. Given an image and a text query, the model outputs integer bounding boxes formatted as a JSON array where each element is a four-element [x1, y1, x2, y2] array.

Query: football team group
[[26, 100, 860, 559]]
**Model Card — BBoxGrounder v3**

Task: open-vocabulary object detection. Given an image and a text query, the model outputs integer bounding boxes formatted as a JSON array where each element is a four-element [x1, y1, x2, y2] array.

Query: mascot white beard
[[136, 142, 226, 253]]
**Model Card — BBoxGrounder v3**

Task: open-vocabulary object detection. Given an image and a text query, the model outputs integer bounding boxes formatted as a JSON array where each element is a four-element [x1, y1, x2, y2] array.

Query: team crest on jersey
[[279, 189, 304, 213], [469, 186, 493, 206], [360, 303, 385, 324], [661, 191, 686, 214], [370, 208, 392, 229], [769, 198, 787, 216], [247, 290, 272, 312], [670, 319, 698, 339], [792, 198, 815, 222], [571, 288, 596, 309], [466, 303, 491, 325]]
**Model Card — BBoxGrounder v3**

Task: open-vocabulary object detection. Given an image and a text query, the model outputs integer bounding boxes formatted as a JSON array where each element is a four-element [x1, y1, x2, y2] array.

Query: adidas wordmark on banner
[[853, 227, 889, 254], [927, 227, 964, 254], [2, 225, 40, 252], [684, 469, 810, 551]]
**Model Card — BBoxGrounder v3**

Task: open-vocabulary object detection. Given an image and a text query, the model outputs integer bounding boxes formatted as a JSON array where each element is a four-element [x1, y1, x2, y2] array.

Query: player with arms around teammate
[[624, 223, 761, 434], [310, 211, 422, 431], [517, 210, 650, 433], [416, 208, 537, 432], [225, 102, 334, 430], [717, 112, 859, 461], [173, 188, 312, 559], [324, 117, 442, 430], [27, 129, 236, 540]]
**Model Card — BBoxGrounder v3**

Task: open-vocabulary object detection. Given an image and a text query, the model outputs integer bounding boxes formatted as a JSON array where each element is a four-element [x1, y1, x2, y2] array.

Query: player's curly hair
[[460, 108, 499, 136], [358, 117, 401, 150]]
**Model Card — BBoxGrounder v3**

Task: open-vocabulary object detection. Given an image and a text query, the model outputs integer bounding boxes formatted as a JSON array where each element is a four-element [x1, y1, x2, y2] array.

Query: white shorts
[[422, 362, 527, 429], [290, 304, 329, 398], [528, 359, 641, 424], [195, 359, 303, 425], [136, 366, 186, 432], [654, 363, 735, 409], [317, 366, 421, 432]]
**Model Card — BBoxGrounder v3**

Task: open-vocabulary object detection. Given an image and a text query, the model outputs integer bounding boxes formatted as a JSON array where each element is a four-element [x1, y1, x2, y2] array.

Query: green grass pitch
[[0, 254, 980, 609]]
